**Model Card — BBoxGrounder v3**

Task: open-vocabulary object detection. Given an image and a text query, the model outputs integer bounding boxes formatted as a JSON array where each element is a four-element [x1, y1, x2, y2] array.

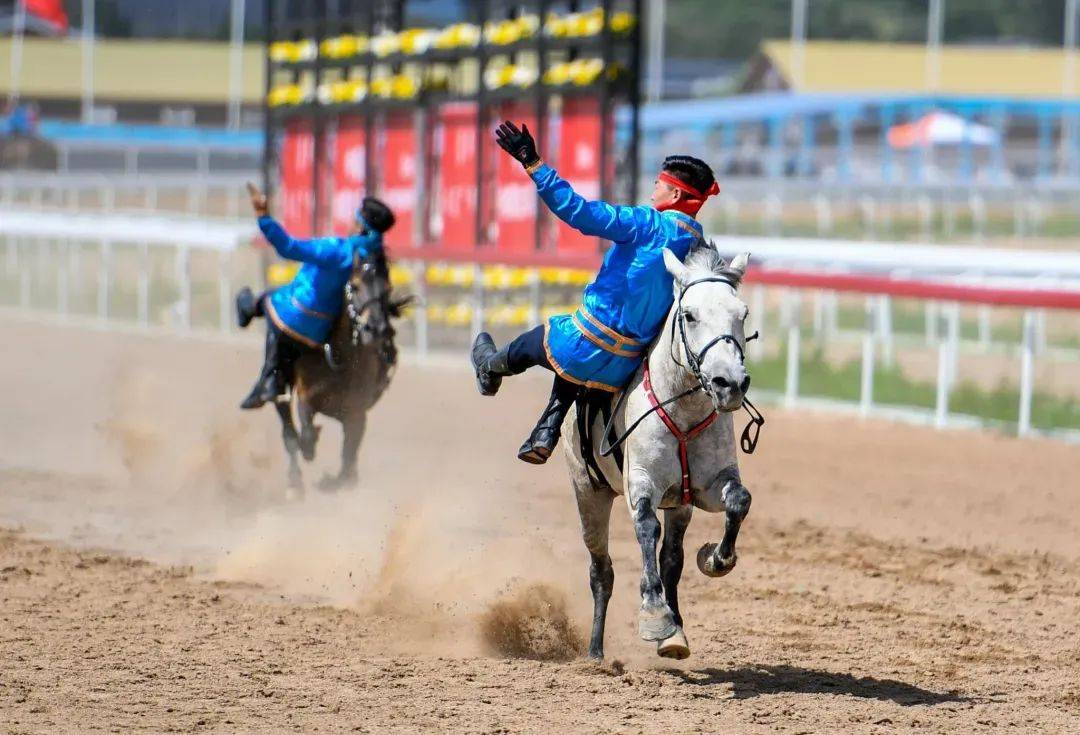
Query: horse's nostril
[[711, 376, 731, 390], [740, 375, 751, 393]]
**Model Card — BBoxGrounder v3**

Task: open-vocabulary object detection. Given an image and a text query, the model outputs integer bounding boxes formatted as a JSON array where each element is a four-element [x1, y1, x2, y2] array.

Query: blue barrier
[[38, 120, 263, 150]]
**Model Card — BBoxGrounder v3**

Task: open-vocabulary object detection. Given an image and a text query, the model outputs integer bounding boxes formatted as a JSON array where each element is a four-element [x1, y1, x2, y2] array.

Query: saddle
[[575, 389, 624, 489]]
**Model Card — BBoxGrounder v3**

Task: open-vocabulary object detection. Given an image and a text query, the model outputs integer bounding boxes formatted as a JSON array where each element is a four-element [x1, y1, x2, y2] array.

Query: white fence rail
[[0, 173, 252, 220], [1, 213, 1077, 441], [1, 209, 256, 332]]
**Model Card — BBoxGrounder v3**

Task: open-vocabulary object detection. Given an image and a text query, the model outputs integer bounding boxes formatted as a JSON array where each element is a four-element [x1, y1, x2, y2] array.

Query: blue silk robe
[[258, 215, 381, 347], [529, 163, 702, 391]]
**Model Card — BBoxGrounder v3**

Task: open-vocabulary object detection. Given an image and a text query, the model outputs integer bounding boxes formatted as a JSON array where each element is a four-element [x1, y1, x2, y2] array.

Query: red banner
[[280, 119, 315, 237], [434, 103, 479, 252], [492, 101, 539, 253], [377, 112, 418, 249], [556, 97, 605, 255], [331, 116, 367, 236]]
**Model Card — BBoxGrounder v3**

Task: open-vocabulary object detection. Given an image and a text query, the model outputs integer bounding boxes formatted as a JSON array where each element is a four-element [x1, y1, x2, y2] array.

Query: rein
[[324, 260, 396, 372], [599, 274, 766, 502]]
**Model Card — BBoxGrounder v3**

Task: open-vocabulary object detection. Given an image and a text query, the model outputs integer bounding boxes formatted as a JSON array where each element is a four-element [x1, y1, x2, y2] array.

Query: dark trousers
[[505, 325, 580, 427], [256, 295, 310, 394]]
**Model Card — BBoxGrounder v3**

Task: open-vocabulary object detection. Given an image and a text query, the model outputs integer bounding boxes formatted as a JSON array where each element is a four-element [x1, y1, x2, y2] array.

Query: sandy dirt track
[[1, 320, 1079, 734]]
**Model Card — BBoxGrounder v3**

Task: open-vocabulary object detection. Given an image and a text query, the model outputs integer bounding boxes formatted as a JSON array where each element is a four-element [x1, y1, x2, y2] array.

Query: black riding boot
[[235, 286, 261, 329], [240, 326, 285, 410], [471, 332, 513, 396], [239, 370, 282, 410], [517, 378, 577, 464]]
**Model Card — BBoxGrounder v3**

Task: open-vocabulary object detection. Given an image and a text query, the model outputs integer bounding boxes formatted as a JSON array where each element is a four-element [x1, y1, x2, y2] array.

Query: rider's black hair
[[361, 196, 396, 234], [661, 155, 716, 196]]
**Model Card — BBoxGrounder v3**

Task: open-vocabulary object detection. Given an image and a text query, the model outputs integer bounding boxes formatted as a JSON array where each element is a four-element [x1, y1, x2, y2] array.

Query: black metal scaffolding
[[263, 0, 643, 252]]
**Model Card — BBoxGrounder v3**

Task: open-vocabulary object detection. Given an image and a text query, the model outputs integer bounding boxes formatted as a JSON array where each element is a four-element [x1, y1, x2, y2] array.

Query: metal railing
[[2, 213, 1077, 441], [0, 173, 252, 220]]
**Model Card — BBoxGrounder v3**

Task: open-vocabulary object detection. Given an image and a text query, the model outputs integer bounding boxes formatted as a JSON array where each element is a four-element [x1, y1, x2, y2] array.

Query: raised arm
[[257, 216, 353, 269], [494, 121, 654, 244], [245, 181, 356, 269], [529, 163, 652, 242]]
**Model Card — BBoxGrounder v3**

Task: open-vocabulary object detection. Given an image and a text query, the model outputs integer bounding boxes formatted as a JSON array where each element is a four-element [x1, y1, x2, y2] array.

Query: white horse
[[565, 244, 756, 660]]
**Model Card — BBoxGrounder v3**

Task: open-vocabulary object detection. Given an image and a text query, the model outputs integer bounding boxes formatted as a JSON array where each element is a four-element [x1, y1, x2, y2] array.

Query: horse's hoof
[[638, 603, 678, 642], [299, 426, 321, 462], [316, 477, 338, 493], [299, 439, 317, 462], [657, 628, 690, 660], [696, 543, 737, 578], [317, 474, 356, 493]]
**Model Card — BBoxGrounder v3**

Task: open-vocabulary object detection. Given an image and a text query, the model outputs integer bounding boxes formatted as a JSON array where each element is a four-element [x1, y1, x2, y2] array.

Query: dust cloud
[[89, 357, 586, 657]]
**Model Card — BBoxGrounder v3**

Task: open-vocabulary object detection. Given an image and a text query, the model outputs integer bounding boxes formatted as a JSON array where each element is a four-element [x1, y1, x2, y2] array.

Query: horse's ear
[[728, 252, 750, 276], [708, 239, 726, 265], [662, 248, 688, 284]]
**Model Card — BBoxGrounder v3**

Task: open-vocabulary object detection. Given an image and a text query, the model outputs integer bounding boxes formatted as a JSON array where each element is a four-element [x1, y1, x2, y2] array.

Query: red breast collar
[[642, 357, 718, 505]]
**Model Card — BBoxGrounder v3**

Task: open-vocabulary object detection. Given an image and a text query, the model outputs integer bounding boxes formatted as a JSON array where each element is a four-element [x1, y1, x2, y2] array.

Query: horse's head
[[662, 244, 752, 413], [346, 249, 398, 363]]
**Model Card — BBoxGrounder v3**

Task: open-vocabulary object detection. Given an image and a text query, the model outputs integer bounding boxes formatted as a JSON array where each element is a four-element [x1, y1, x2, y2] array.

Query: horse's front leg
[[657, 505, 693, 659], [696, 472, 752, 578], [338, 411, 365, 484], [296, 396, 320, 462], [273, 401, 303, 496], [628, 473, 678, 643], [319, 412, 365, 492]]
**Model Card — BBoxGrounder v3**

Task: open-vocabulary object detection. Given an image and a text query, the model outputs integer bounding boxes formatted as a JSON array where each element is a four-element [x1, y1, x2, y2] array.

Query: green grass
[[749, 346, 1080, 432], [826, 303, 1080, 351]]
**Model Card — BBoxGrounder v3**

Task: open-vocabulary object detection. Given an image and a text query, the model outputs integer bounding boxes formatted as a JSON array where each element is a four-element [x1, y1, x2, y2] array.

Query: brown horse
[[274, 250, 409, 495]]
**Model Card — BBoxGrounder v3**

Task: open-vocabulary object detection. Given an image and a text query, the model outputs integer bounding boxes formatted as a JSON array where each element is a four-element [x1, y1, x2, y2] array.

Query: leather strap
[[642, 357, 718, 505]]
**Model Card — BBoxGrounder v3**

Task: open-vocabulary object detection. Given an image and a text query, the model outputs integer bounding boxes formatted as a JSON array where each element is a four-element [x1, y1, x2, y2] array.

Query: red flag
[[434, 103, 480, 252], [377, 111, 419, 249], [492, 100, 538, 253], [280, 119, 315, 237], [25, 0, 69, 34], [331, 115, 367, 236], [556, 97, 607, 255]]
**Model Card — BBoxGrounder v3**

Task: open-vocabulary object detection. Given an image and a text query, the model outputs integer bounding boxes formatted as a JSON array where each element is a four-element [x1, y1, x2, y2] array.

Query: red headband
[[657, 171, 720, 200], [656, 171, 720, 217]]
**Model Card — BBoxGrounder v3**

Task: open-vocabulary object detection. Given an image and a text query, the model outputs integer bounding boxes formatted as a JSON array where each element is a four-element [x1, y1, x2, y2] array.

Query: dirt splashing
[[479, 583, 585, 661]]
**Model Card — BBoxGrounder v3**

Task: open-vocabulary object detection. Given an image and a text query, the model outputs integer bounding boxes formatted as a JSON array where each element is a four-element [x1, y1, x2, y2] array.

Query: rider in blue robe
[[236, 183, 396, 409], [472, 121, 719, 464]]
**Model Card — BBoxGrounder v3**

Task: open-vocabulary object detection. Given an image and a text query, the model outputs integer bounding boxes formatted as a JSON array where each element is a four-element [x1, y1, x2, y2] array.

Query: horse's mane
[[366, 247, 391, 282], [684, 238, 743, 287]]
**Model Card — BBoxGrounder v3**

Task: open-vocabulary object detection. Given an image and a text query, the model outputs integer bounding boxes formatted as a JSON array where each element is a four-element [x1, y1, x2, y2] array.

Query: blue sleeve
[[352, 231, 382, 259], [530, 164, 656, 244], [258, 215, 352, 269]]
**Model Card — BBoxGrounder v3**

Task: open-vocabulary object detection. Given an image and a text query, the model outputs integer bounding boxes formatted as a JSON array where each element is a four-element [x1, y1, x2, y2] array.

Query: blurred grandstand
[[1, 1, 1078, 440]]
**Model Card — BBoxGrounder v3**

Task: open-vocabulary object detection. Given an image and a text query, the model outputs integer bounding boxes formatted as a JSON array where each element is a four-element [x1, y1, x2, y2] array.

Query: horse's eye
[[683, 311, 697, 324]]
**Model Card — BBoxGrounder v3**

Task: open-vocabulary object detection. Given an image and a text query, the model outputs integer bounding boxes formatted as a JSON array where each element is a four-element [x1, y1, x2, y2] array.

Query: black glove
[[495, 120, 541, 169]]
